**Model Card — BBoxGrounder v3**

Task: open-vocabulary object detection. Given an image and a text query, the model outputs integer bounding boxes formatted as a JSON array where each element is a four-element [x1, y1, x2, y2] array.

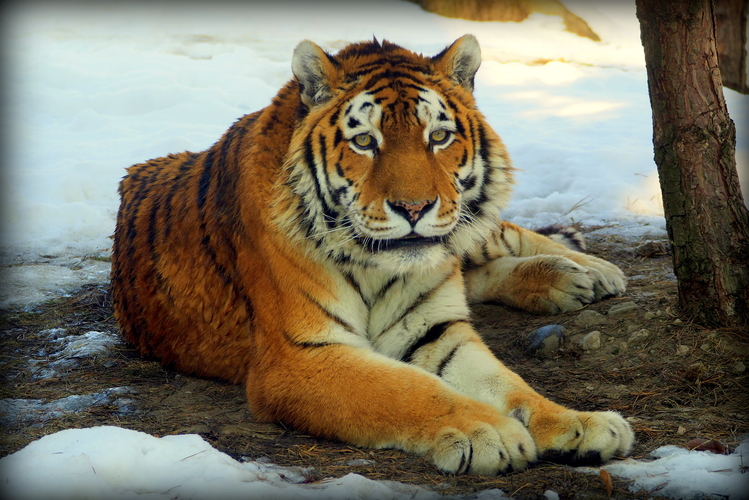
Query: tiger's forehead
[[339, 85, 454, 134]]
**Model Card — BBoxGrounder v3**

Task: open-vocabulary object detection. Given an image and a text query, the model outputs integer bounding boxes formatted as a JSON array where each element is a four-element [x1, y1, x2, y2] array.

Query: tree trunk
[[714, 0, 748, 94], [636, 0, 749, 327]]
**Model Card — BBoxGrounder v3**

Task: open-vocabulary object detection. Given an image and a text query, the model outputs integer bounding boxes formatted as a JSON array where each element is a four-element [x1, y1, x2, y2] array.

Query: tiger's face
[[280, 36, 514, 272]]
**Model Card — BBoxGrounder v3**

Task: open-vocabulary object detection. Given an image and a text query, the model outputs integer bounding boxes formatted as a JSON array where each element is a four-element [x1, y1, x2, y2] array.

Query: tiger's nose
[[386, 198, 437, 226]]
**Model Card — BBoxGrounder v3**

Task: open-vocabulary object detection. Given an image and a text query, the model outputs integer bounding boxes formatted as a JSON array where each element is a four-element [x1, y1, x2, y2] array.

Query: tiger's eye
[[353, 133, 374, 149], [430, 129, 450, 145]]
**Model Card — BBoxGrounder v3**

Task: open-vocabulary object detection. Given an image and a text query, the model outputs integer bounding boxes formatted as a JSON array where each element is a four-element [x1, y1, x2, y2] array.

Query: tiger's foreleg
[[245, 340, 537, 475], [406, 320, 634, 465], [463, 221, 626, 314]]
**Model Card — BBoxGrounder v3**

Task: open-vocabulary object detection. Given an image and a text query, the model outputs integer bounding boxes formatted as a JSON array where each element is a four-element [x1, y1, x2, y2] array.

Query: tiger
[[111, 35, 632, 475]]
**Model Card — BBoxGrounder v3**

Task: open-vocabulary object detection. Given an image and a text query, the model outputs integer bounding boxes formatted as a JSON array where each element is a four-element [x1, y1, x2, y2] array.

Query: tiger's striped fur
[[112, 36, 631, 475]]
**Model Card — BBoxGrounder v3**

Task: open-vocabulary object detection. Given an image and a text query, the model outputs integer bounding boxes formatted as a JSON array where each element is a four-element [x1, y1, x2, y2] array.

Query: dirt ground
[[2, 230, 748, 499]]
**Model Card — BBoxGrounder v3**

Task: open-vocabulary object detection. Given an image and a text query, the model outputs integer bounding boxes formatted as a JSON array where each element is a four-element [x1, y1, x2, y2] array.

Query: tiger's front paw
[[529, 409, 634, 465], [427, 416, 537, 475], [517, 254, 626, 314], [567, 253, 626, 302], [502, 255, 597, 314]]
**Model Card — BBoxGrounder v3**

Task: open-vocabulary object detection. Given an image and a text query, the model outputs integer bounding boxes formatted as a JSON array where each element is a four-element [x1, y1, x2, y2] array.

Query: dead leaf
[[600, 469, 613, 498], [685, 438, 728, 454]]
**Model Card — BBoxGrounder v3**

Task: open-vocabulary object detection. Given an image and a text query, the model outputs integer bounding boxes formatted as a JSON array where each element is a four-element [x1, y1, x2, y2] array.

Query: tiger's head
[[277, 35, 514, 273]]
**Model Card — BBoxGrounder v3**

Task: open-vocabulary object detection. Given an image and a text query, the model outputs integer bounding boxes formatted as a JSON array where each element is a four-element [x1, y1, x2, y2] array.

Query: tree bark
[[714, 0, 748, 94], [636, 0, 749, 327]]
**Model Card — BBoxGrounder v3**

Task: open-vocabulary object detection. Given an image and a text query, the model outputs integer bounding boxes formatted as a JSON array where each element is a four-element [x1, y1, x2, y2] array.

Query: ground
[[1, 230, 748, 499]]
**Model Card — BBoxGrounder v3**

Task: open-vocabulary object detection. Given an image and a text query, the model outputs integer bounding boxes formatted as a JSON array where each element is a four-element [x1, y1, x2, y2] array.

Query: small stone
[[673, 318, 683, 325], [733, 361, 746, 374], [346, 458, 376, 466], [677, 426, 687, 435], [575, 310, 605, 328], [675, 344, 690, 356], [579, 331, 602, 351], [628, 328, 650, 346], [643, 311, 656, 320], [619, 341, 629, 352], [700, 343, 711, 352], [656, 310, 664, 317], [626, 325, 639, 333], [608, 301, 638, 316], [527, 325, 566, 356]]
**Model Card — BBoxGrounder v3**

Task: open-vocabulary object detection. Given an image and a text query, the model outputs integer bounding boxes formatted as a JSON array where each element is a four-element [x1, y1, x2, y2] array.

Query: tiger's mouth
[[358, 232, 447, 252]]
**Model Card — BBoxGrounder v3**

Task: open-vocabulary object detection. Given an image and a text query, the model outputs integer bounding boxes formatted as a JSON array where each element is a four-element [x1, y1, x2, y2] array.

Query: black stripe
[[402, 320, 462, 364], [381, 273, 453, 335], [163, 154, 198, 239], [465, 122, 492, 217], [342, 271, 366, 306], [329, 106, 342, 126], [304, 292, 356, 333], [437, 345, 461, 377], [283, 331, 332, 349], [499, 229, 516, 256], [197, 149, 215, 210], [459, 174, 477, 192], [303, 135, 338, 227], [333, 128, 343, 148], [373, 275, 400, 302], [363, 70, 426, 91], [365, 84, 389, 95]]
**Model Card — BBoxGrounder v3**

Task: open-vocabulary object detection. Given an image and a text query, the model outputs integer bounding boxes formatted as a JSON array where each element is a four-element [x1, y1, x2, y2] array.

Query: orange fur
[[112, 36, 632, 475]]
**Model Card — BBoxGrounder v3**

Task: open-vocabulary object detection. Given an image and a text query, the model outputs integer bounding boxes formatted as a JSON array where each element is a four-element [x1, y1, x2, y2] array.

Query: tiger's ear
[[431, 35, 482, 92], [292, 40, 338, 107]]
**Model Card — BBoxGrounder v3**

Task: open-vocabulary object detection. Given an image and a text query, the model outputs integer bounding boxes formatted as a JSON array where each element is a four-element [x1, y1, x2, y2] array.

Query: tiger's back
[[112, 107, 286, 383]]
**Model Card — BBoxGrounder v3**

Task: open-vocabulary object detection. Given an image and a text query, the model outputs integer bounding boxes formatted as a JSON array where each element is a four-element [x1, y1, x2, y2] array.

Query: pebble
[[734, 361, 746, 374], [628, 328, 650, 346], [643, 311, 656, 320], [675, 344, 690, 356], [346, 459, 376, 466], [700, 343, 711, 352], [673, 318, 683, 325], [527, 325, 566, 356], [574, 310, 605, 328], [608, 301, 638, 316], [579, 331, 602, 351]]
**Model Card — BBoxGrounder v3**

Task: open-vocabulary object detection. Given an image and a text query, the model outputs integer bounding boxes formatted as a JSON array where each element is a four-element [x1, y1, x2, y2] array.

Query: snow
[[0, 426, 747, 500], [600, 443, 749, 499], [1, 0, 748, 498]]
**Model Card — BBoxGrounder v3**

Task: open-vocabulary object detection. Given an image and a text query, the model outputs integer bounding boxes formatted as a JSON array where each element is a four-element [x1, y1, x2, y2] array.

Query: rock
[[574, 310, 605, 328], [675, 344, 690, 356], [608, 301, 638, 316], [579, 331, 602, 351], [700, 343, 711, 352], [734, 361, 746, 374], [643, 311, 656, 320], [628, 328, 650, 346], [673, 318, 683, 325], [527, 325, 566, 356]]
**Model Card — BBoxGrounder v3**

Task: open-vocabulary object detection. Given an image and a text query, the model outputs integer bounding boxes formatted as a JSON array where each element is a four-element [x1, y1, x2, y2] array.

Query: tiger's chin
[[356, 233, 455, 273], [359, 233, 447, 252]]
